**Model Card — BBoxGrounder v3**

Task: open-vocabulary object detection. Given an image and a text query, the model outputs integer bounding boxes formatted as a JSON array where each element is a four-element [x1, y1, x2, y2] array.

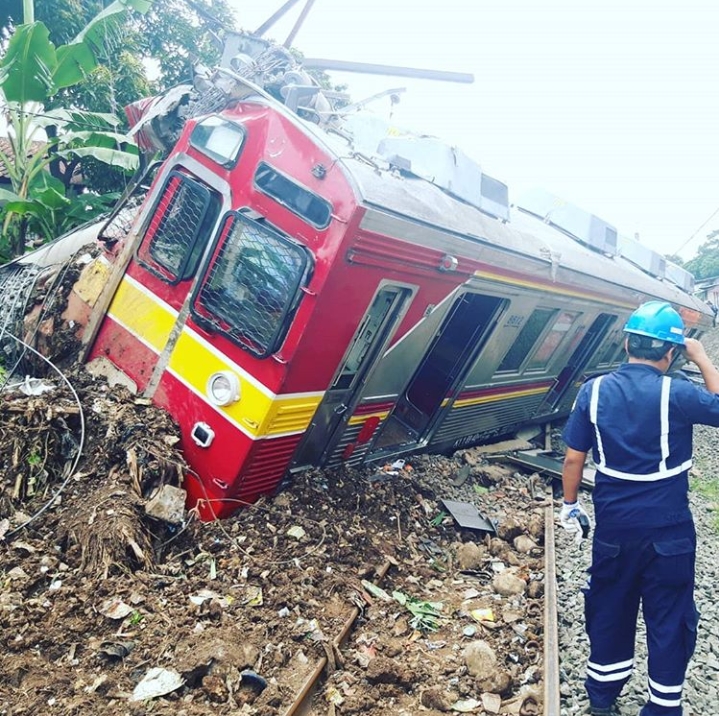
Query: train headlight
[[206, 371, 240, 406]]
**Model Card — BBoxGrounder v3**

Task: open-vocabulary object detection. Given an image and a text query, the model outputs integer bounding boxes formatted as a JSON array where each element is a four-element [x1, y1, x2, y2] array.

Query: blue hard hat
[[623, 301, 685, 345]]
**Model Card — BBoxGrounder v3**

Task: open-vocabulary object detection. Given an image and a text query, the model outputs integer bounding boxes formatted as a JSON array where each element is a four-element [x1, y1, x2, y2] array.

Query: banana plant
[[0, 0, 152, 260]]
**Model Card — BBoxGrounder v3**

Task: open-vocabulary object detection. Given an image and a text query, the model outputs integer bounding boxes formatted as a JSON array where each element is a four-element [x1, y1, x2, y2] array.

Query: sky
[[226, 0, 719, 261]]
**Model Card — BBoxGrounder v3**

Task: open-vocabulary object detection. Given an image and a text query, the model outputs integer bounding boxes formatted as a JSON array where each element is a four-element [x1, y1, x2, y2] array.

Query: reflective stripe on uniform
[[590, 375, 692, 481], [649, 677, 683, 693], [586, 657, 634, 682], [659, 376, 671, 472], [649, 692, 682, 708]]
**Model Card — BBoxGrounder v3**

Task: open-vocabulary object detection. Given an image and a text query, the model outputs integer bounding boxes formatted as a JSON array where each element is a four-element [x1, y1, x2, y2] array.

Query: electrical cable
[[0, 243, 91, 392], [3, 333, 86, 539]]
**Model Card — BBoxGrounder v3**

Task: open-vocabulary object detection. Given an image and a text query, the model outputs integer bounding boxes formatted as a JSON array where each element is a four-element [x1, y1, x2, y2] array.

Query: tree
[[3, 0, 236, 110], [684, 235, 719, 280], [2, 0, 237, 205], [0, 1, 150, 259], [664, 253, 685, 268]]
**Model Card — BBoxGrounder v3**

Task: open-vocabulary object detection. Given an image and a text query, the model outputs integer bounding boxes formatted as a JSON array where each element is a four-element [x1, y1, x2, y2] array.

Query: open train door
[[372, 292, 506, 453], [291, 282, 414, 469], [534, 312, 617, 416]]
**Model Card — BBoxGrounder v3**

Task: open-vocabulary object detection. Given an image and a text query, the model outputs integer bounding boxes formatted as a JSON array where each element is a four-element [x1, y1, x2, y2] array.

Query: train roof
[[215, 95, 709, 320], [329, 149, 708, 317]]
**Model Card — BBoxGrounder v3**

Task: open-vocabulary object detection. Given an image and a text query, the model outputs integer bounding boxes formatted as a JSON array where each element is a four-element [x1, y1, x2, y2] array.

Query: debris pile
[[0, 371, 549, 716]]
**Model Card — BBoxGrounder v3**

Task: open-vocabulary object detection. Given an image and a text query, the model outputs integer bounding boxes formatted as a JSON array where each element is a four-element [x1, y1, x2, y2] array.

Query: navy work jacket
[[563, 363, 719, 531]]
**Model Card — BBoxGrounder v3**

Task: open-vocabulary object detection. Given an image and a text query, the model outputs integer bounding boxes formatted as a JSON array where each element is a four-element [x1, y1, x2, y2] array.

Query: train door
[[291, 283, 413, 469], [535, 312, 616, 414], [374, 292, 505, 451]]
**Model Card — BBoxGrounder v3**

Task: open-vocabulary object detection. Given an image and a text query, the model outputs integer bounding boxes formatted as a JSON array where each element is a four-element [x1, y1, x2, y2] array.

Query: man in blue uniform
[[560, 301, 719, 716]]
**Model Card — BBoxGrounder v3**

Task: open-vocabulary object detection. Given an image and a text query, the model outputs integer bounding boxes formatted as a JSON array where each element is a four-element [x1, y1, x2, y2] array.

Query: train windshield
[[193, 214, 311, 357]]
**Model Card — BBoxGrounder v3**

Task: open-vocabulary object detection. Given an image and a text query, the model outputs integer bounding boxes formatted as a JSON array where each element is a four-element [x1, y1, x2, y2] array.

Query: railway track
[[266, 479, 563, 716]]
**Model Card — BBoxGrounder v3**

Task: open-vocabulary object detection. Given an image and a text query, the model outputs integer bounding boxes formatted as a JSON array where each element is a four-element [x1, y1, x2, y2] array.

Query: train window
[[333, 287, 411, 391], [254, 162, 332, 229], [596, 331, 623, 366], [496, 308, 557, 372], [138, 171, 219, 284], [526, 310, 581, 370], [192, 213, 311, 358], [189, 116, 245, 168]]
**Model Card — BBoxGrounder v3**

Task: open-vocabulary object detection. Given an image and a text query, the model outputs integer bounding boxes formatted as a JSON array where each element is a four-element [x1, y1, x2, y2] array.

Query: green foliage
[[138, 0, 232, 89], [0, 4, 149, 259], [27, 450, 43, 467], [392, 591, 444, 632], [360, 579, 444, 632], [684, 236, 719, 280], [0, 23, 95, 102]]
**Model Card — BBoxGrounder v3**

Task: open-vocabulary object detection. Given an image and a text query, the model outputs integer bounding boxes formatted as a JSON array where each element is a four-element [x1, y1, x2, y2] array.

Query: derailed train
[[1, 63, 710, 520]]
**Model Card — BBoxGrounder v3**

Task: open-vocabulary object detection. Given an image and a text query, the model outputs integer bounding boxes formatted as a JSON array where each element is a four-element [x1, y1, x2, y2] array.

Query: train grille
[[325, 424, 371, 469], [431, 394, 545, 445], [235, 434, 303, 500]]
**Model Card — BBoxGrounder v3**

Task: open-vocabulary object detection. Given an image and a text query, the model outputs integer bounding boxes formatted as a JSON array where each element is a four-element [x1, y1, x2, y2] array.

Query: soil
[[0, 368, 548, 716], [0, 246, 546, 715]]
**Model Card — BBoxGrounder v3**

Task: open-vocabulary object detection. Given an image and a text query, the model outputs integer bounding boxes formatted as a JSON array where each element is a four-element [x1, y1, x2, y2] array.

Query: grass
[[690, 475, 719, 533]]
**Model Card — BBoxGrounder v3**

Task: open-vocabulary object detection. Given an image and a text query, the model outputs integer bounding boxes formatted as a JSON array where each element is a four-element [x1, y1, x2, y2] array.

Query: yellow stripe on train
[[453, 385, 548, 408], [472, 269, 636, 309], [169, 330, 322, 438], [347, 410, 390, 426], [107, 277, 177, 352]]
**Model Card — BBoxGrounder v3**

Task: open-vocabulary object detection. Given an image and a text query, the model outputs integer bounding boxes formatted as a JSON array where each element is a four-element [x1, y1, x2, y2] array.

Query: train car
[[3, 68, 711, 520]]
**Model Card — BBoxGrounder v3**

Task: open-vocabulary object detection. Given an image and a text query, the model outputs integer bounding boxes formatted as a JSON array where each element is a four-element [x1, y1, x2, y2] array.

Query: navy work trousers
[[583, 521, 699, 715]]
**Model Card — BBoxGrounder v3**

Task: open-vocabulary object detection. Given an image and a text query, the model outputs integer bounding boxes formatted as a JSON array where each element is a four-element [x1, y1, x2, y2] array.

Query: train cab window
[[254, 162, 332, 229], [192, 213, 311, 357], [189, 116, 245, 168], [138, 171, 219, 284], [526, 310, 581, 371], [496, 308, 557, 373]]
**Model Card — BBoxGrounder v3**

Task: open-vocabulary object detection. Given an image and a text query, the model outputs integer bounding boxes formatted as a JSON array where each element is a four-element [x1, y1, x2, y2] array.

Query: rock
[[482, 691, 502, 713], [144, 484, 186, 525], [527, 580, 544, 599], [513, 535, 537, 553], [463, 640, 496, 679], [497, 517, 524, 543], [489, 538, 511, 559], [202, 674, 228, 703], [456, 541, 485, 570], [478, 668, 513, 695], [526, 513, 545, 541], [421, 687, 455, 711], [492, 571, 526, 596]]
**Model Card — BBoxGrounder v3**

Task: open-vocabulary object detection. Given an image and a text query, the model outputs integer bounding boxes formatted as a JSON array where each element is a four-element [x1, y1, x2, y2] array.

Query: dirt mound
[[0, 256, 545, 715], [0, 366, 547, 714]]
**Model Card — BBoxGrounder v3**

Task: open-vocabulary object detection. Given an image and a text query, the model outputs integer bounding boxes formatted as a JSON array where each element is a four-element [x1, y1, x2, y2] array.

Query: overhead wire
[[672, 205, 719, 257]]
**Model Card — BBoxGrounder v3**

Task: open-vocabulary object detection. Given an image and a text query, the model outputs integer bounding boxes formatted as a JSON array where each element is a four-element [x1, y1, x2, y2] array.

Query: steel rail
[[544, 487, 561, 714], [281, 559, 393, 716], [281, 493, 559, 715]]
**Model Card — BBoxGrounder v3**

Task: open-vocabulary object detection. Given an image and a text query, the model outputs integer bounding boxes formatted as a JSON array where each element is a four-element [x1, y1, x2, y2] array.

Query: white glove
[[559, 500, 591, 544]]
